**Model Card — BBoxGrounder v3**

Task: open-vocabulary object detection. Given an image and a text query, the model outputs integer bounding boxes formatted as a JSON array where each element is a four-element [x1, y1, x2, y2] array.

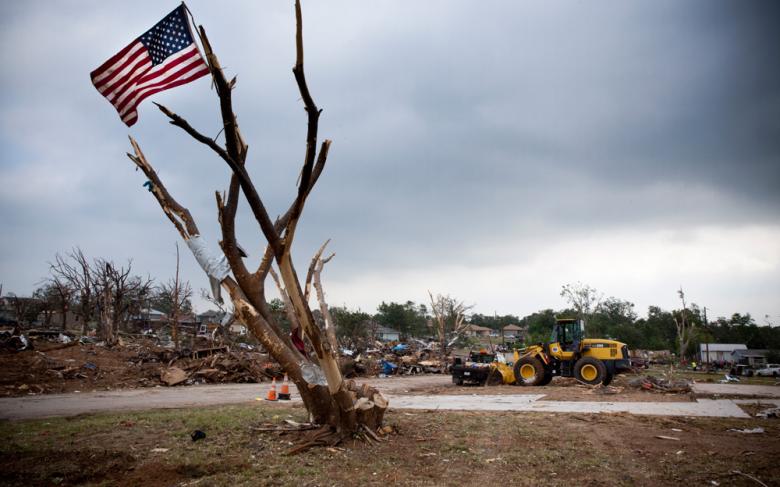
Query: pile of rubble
[[0, 331, 282, 395], [2, 329, 455, 395], [627, 374, 692, 393], [341, 340, 447, 377], [159, 349, 281, 386]]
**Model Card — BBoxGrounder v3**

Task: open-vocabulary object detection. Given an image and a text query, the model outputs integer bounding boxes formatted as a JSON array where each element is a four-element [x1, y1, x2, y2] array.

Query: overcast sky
[[1, 1, 778, 322]]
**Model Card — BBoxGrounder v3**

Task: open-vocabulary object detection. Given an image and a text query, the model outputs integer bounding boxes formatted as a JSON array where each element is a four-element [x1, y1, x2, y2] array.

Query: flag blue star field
[[90, 5, 209, 126]]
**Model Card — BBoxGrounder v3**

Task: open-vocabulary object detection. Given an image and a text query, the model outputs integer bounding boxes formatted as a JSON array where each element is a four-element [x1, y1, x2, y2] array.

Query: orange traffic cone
[[279, 374, 291, 400], [265, 377, 278, 401]]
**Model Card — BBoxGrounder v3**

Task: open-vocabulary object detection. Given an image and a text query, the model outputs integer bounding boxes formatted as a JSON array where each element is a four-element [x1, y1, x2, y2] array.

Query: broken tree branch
[[127, 136, 199, 239]]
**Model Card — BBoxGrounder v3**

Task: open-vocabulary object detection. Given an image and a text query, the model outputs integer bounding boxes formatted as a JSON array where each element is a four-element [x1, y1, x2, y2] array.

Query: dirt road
[[2, 375, 778, 420]]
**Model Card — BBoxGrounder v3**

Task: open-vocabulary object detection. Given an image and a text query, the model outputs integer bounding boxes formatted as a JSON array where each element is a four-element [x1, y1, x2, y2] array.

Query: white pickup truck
[[755, 363, 780, 377]]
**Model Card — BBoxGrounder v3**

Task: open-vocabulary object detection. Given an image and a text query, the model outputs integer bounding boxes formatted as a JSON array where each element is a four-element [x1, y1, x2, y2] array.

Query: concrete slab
[[387, 394, 546, 411], [692, 383, 780, 397], [386, 395, 750, 418]]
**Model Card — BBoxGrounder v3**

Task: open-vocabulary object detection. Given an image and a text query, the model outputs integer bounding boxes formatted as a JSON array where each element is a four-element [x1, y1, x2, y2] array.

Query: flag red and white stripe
[[90, 6, 209, 126]]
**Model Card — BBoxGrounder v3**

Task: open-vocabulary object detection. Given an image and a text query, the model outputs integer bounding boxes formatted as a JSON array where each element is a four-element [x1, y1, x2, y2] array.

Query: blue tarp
[[380, 360, 398, 375]]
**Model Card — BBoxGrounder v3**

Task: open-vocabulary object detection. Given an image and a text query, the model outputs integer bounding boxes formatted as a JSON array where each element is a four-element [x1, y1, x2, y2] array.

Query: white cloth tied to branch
[[185, 235, 231, 303], [220, 312, 234, 327], [300, 362, 328, 386]]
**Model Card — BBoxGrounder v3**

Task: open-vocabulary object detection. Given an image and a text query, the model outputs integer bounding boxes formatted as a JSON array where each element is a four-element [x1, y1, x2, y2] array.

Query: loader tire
[[602, 370, 614, 386], [514, 356, 545, 386], [574, 357, 607, 385], [538, 368, 554, 386], [486, 368, 504, 386]]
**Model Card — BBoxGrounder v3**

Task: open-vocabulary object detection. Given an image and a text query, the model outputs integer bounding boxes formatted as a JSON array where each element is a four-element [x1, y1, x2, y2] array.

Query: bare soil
[[415, 374, 697, 402], [0, 341, 164, 396]]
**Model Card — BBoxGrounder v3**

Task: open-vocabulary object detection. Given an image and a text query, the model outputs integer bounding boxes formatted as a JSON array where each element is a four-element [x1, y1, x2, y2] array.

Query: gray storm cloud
[[1, 1, 778, 319]]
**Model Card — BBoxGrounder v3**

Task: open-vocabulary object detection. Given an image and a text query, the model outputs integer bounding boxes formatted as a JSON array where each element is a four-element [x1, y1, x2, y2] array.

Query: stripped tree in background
[[50, 248, 95, 335], [673, 286, 696, 361], [560, 281, 603, 331], [157, 243, 193, 350], [428, 291, 472, 360], [124, 1, 386, 446], [93, 259, 153, 346]]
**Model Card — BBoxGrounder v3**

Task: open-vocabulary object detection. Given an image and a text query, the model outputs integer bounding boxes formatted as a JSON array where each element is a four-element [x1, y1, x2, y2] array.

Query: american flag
[[90, 5, 210, 126]]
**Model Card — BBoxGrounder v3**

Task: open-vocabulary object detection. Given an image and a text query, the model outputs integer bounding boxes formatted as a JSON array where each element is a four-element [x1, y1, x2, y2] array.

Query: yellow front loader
[[514, 318, 631, 386]]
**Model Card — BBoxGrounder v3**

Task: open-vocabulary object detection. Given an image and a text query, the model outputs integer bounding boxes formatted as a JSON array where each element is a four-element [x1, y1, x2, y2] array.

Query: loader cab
[[551, 319, 584, 353]]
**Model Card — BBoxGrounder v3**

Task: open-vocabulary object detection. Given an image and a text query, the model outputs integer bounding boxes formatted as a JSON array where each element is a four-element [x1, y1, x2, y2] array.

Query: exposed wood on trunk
[[310, 242, 338, 352], [268, 266, 302, 333]]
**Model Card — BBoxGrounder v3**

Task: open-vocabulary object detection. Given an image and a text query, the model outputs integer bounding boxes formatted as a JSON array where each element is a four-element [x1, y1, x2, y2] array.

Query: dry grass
[[1, 402, 778, 486]]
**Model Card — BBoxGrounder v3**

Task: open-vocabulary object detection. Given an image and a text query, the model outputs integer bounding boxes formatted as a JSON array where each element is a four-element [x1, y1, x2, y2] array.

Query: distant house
[[198, 309, 225, 324], [0, 295, 42, 326], [131, 308, 167, 331], [699, 343, 747, 364], [502, 324, 525, 340], [375, 325, 400, 342], [464, 324, 492, 337], [177, 313, 200, 330], [46, 310, 84, 330], [731, 349, 769, 367], [229, 323, 247, 336], [0, 299, 15, 325]]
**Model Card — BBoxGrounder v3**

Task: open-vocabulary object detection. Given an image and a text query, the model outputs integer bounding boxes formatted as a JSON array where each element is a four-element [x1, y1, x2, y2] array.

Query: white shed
[[699, 343, 746, 364]]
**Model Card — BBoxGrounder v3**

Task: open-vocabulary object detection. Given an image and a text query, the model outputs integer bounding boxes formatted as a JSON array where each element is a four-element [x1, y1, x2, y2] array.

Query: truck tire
[[514, 356, 545, 386], [574, 357, 607, 385], [602, 370, 614, 386]]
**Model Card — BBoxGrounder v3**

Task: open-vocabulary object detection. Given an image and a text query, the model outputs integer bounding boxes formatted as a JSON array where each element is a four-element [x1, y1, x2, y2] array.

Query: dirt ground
[[417, 374, 697, 402], [0, 341, 164, 396], [1, 402, 778, 486]]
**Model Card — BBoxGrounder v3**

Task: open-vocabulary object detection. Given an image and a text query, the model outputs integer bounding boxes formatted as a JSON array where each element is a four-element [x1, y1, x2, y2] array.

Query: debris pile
[[347, 340, 447, 377], [628, 374, 692, 393], [0, 330, 31, 352], [2, 328, 455, 395], [0, 333, 282, 395], [756, 407, 779, 419], [160, 350, 280, 386]]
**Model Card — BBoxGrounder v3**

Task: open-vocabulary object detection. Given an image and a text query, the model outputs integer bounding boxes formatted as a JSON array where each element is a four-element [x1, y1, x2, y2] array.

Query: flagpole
[[181, 2, 217, 88]]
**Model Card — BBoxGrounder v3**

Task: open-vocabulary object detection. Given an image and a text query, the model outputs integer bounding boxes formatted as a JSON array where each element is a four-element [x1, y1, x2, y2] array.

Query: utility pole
[[703, 306, 710, 369]]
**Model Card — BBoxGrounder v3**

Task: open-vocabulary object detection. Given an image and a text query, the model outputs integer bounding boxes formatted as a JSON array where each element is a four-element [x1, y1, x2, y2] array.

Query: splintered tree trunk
[[123, 0, 387, 445], [100, 286, 117, 346], [61, 305, 68, 330]]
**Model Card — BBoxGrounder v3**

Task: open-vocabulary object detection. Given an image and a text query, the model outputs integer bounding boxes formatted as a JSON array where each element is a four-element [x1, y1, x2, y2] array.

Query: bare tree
[[560, 281, 603, 330], [122, 1, 386, 445], [32, 286, 55, 326], [50, 248, 96, 335], [94, 259, 153, 345], [673, 286, 696, 361], [7, 293, 36, 329], [160, 243, 193, 350], [428, 291, 472, 360], [48, 278, 74, 330]]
